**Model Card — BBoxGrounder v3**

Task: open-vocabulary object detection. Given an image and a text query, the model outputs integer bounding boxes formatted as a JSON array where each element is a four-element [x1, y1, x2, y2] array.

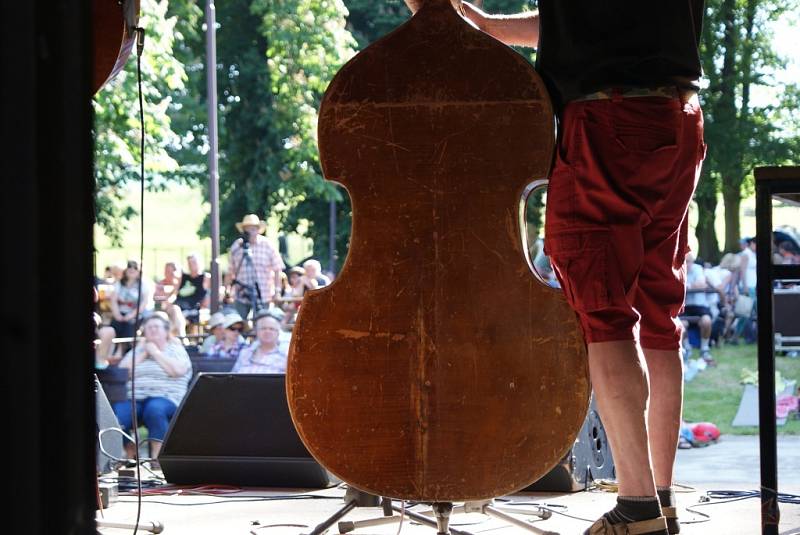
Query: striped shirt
[[232, 342, 287, 374], [229, 235, 285, 302], [122, 340, 192, 406]]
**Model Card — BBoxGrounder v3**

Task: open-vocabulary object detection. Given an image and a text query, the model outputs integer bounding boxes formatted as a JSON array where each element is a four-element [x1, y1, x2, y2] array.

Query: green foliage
[[697, 0, 800, 259], [344, 0, 408, 47], [93, 0, 189, 245], [166, 0, 356, 265]]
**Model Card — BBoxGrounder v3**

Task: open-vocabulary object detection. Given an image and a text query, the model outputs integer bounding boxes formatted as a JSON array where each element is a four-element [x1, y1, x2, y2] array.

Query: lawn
[[683, 343, 800, 435]]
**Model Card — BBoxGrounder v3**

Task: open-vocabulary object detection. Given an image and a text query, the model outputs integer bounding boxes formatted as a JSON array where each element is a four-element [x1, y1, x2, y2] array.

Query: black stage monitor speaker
[[189, 356, 235, 383], [159, 373, 337, 488], [525, 394, 615, 492]]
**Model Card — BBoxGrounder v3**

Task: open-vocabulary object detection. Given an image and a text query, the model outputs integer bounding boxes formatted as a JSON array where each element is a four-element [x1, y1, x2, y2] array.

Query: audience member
[[253, 307, 292, 354], [207, 313, 248, 360], [113, 313, 192, 459], [166, 253, 211, 336], [232, 314, 288, 374], [153, 261, 181, 311], [739, 237, 758, 297], [200, 312, 226, 354], [680, 254, 714, 364], [95, 325, 122, 368], [109, 263, 125, 283], [302, 259, 331, 287], [225, 214, 285, 319], [715, 253, 742, 344], [286, 266, 308, 296], [109, 260, 153, 340], [777, 241, 800, 265]]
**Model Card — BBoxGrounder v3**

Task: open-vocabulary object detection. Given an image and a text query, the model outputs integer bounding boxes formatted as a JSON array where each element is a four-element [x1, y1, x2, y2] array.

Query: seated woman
[[112, 313, 192, 459], [206, 313, 248, 360], [166, 253, 211, 337], [199, 311, 226, 354], [110, 260, 153, 343], [153, 261, 181, 309], [232, 313, 287, 374]]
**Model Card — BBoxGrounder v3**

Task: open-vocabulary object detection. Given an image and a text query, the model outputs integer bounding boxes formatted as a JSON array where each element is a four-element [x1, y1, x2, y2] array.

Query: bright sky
[[750, 10, 799, 116]]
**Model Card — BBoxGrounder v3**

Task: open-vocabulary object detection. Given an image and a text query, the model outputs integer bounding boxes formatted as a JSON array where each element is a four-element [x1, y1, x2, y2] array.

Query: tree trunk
[[694, 171, 721, 262], [696, 203, 721, 263], [722, 183, 742, 252]]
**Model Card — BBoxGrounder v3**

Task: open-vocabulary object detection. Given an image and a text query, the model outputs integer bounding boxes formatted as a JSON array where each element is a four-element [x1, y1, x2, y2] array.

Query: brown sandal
[[584, 515, 668, 535]]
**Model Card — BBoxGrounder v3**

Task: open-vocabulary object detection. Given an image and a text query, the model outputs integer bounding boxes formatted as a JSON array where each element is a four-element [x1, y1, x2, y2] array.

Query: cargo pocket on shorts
[[545, 229, 610, 313]]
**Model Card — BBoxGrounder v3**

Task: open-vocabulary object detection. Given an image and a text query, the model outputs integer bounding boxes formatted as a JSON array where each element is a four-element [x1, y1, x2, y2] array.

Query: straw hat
[[235, 214, 267, 234], [207, 312, 225, 329]]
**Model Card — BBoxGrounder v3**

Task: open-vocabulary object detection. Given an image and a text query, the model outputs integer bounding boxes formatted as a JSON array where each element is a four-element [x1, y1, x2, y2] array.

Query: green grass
[[94, 185, 212, 279], [683, 344, 800, 435]]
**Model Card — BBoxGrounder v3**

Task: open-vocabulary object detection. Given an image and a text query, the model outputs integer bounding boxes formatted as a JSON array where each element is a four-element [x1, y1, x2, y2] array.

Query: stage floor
[[95, 484, 799, 535], [97, 436, 800, 535]]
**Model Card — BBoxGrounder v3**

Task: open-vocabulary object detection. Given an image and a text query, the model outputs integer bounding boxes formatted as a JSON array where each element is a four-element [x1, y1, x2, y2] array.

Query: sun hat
[[254, 307, 285, 323], [222, 313, 245, 330], [235, 214, 267, 234], [207, 311, 225, 329]]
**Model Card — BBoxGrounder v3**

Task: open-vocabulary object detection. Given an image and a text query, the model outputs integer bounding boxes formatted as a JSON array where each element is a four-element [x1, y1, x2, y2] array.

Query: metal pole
[[206, 0, 221, 312], [755, 177, 779, 534]]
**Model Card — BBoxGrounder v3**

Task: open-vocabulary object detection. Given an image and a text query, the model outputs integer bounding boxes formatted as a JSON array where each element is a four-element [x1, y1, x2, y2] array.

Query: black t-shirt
[[176, 272, 208, 309], [536, 0, 704, 110]]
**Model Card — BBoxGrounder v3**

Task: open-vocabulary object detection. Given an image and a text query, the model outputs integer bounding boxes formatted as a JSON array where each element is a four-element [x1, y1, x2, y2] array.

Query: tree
[[696, 0, 800, 260], [93, 0, 190, 244], [166, 0, 357, 268]]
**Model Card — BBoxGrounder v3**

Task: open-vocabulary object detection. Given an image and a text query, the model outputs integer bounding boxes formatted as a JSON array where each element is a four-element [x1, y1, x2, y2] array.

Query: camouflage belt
[[572, 86, 697, 102]]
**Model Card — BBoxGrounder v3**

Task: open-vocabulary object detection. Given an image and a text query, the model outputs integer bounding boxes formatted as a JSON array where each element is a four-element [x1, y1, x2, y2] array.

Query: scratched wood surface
[[287, 0, 589, 502]]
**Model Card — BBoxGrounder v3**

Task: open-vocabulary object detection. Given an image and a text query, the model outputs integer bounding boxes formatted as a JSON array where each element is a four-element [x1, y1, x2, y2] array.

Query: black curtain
[[1, 1, 95, 534]]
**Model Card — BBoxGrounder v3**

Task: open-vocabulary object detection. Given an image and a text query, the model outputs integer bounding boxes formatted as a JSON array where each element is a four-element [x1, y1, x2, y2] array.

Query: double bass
[[288, 0, 589, 502], [92, 0, 140, 95]]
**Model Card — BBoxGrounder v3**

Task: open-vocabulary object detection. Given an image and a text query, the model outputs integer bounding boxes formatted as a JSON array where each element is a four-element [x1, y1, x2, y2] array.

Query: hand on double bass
[[403, 0, 540, 49]]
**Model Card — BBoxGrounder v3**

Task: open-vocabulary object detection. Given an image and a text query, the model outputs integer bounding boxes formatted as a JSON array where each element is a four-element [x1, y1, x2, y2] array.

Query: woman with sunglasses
[[206, 313, 248, 360]]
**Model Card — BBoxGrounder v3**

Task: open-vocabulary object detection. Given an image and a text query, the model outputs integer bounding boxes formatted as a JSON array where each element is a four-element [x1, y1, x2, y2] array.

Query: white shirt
[[704, 266, 730, 308], [685, 263, 708, 307], [741, 248, 757, 289]]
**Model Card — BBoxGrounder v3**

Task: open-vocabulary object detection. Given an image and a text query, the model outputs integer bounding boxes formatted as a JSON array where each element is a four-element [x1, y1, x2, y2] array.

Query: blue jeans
[[112, 396, 177, 441]]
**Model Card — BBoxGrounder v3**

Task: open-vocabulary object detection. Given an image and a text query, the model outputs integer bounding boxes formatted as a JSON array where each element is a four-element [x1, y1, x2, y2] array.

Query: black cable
[[115, 494, 345, 507], [129, 25, 146, 535], [704, 489, 800, 505]]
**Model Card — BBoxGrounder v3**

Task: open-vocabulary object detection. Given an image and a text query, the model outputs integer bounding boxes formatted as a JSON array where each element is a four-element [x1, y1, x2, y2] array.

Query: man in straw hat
[[225, 214, 285, 320]]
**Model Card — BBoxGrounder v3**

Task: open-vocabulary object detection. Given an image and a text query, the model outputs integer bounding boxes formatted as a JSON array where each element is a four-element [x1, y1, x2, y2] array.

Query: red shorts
[[543, 93, 706, 350]]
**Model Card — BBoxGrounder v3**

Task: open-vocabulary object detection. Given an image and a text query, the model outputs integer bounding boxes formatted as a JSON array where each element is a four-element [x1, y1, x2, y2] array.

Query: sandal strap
[[586, 516, 668, 535], [628, 516, 668, 534]]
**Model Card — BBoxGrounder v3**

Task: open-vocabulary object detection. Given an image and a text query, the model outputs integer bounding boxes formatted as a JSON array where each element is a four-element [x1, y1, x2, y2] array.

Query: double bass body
[[287, 0, 589, 502]]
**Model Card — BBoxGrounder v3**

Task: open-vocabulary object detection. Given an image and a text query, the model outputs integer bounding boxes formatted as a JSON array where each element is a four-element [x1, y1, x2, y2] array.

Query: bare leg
[[166, 303, 187, 337], [641, 347, 683, 488], [95, 326, 116, 367], [699, 315, 712, 339], [150, 440, 162, 458], [588, 340, 656, 497]]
